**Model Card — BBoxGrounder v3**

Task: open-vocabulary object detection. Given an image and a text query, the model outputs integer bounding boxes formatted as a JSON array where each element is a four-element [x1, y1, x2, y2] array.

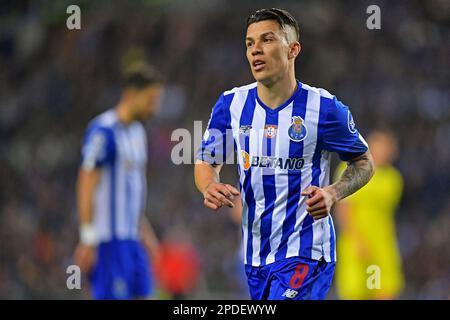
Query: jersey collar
[[255, 79, 302, 113]]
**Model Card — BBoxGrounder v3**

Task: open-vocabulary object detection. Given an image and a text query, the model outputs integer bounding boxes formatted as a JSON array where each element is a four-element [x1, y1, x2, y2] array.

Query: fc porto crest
[[288, 116, 307, 142]]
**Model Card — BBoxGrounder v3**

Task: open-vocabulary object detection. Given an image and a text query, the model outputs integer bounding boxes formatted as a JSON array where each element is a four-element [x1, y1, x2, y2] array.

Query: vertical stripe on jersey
[[115, 127, 130, 239], [329, 216, 336, 261], [229, 90, 249, 264], [278, 87, 308, 260], [298, 86, 322, 259], [127, 127, 138, 239], [137, 127, 148, 239], [233, 88, 257, 265], [126, 174, 133, 238], [259, 107, 278, 265], [94, 166, 112, 241], [133, 126, 145, 239], [316, 147, 335, 262], [322, 216, 331, 261], [125, 130, 134, 239], [249, 100, 266, 266], [266, 104, 292, 264], [110, 126, 118, 240], [319, 150, 331, 261]]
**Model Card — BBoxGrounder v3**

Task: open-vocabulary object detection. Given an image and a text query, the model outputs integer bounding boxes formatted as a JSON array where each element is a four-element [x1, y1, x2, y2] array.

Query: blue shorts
[[245, 256, 335, 300], [89, 239, 152, 300]]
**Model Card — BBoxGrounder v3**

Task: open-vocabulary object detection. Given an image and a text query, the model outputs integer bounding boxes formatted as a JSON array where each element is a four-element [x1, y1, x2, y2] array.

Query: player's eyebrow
[[246, 31, 277, 42], [260, 31, 277, 38]]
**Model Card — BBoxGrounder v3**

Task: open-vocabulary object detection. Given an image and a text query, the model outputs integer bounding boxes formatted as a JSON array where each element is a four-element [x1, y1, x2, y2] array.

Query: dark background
[[0, 0, 448, 299]]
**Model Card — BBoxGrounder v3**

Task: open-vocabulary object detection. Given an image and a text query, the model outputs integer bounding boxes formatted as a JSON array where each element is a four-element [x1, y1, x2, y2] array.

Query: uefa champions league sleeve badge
[[347, 110, 357, 134], [288, 116, 308, 142]]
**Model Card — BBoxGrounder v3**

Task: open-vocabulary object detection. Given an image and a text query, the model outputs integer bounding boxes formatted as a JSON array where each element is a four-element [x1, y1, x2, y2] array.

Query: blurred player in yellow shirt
[[334, 130, 404, 299]]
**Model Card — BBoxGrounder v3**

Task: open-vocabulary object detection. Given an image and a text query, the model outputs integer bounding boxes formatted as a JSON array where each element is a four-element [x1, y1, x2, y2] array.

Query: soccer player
[[194, 8, 375, 300], [334, 130, 404, 299], [74, 63, 163, 299]]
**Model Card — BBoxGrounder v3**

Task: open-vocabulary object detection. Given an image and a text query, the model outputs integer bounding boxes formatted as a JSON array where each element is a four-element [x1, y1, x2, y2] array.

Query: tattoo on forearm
[[332, 154, 374, 201]]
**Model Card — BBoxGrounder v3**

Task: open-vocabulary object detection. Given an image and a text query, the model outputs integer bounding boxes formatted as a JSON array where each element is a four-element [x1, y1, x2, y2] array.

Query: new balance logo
[[282, 288, 298, 299]]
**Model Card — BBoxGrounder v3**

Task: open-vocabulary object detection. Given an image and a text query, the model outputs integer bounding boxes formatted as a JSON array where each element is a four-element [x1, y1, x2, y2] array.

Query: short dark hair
[[246, 8, 300, 41], [122, 62, 162, 89]]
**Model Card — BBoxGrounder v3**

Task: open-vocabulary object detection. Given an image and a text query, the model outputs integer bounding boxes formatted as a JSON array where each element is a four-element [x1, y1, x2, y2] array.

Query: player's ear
[[288, 41, 301, 60]]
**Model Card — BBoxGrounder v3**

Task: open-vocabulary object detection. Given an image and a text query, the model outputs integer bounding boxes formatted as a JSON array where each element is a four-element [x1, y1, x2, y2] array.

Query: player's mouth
[[252, 60, 266, 71]]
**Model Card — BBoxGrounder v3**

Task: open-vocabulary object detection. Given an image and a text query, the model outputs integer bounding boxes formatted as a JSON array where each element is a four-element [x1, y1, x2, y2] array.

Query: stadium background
[[0, 0, 448, 299]]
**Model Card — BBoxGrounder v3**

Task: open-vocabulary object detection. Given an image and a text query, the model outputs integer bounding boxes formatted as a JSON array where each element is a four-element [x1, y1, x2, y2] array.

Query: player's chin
[[253, 72, 275, 86], [252, 71, 266, 80]]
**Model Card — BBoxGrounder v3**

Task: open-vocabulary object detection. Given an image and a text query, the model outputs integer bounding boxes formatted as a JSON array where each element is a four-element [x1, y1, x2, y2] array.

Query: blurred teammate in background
[[334, 130, 404, 299], [74, 63, 163, 299], [195, 8, 374, 300]]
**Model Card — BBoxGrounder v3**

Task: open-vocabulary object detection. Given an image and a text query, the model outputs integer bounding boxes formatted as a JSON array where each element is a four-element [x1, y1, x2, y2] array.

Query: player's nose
[[251, 41, 263, 56]]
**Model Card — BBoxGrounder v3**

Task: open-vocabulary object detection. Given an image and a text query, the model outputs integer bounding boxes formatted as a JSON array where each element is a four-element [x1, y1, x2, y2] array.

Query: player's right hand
[[74, 243, 96, 274], [203, 182, 240, 211]]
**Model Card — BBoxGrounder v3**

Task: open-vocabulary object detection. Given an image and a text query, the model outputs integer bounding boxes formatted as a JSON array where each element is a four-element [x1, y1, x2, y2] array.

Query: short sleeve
[[81, 126, 115, 170], [322, 97, 368, 161], [196, 93, 234, 166]]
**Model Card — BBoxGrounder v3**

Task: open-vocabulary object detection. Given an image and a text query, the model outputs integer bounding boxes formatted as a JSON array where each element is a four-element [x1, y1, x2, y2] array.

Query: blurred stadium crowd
[[0, 0, 448, 299]]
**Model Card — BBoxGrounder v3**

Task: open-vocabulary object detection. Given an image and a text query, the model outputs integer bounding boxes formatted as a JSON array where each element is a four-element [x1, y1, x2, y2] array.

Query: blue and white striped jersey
[[81, 109, 148, 243], [198, 81, 368, 266]]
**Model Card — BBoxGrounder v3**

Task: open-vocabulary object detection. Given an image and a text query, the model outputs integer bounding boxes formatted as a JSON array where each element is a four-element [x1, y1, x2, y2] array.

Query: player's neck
[[257, 75, 297, 110], [116, 102, 134, 126]]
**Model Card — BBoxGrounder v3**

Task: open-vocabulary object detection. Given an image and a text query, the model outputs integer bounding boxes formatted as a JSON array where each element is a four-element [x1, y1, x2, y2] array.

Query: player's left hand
[[301, 186, 337, 220]]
